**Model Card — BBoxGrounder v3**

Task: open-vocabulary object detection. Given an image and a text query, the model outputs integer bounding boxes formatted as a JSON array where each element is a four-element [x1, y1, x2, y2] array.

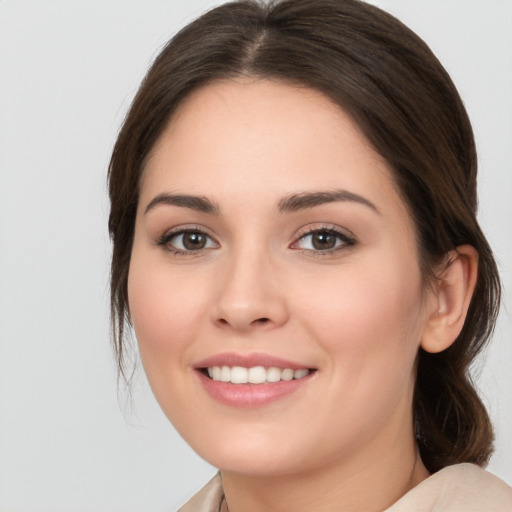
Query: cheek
[[127, 250, 205, 370], [126, 254, 212, 427], [291, 260, 425, 445], [295, 257, 425, 377]]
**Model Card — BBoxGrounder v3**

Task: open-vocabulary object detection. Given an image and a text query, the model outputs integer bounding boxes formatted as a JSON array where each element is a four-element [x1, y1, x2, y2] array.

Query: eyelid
[[290, 223, 356, 253], [156, 225, 219, 255], [293, 223, 355, 240]]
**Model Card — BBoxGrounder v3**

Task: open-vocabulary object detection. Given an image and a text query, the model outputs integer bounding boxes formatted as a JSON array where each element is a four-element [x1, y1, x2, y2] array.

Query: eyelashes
[[156, 224, 356, 257], [157, 227, 218, 255], [291, 227, 355, 254]]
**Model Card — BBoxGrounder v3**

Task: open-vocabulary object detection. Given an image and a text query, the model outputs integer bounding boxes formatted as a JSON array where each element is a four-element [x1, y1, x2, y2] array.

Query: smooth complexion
[[128, 79, 476, 512]]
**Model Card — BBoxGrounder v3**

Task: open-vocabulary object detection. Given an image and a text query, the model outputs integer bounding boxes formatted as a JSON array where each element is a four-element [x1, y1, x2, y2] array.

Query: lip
[[194, 352, 316, 408], [194, 352, 311, 370]]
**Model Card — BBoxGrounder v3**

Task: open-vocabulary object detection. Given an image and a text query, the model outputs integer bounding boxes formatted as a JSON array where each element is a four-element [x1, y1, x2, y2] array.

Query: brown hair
[[108, 0, 501, 472]]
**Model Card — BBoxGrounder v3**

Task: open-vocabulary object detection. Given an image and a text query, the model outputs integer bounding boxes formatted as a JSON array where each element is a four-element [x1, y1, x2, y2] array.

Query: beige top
[[178, 463, 512, 512]]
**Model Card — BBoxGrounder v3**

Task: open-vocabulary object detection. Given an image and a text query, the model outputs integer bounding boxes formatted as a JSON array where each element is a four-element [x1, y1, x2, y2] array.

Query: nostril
[[215, 316, 272, 330], [253, 317, 270, 325]]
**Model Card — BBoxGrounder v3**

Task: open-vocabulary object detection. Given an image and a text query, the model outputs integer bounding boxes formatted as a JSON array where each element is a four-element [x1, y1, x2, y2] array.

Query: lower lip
[[197, 370, 314, 408]]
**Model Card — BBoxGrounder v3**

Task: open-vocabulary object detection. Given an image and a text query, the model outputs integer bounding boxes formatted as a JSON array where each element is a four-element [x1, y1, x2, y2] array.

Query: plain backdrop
[[0, 1, 510, 510]]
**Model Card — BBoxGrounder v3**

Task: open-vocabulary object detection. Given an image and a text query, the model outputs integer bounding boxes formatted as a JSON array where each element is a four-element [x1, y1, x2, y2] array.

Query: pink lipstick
[[194, 352, 316, 408]]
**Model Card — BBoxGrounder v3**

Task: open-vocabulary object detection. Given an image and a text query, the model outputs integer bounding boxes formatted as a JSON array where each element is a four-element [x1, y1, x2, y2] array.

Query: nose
[[212, 249, 289, 333]]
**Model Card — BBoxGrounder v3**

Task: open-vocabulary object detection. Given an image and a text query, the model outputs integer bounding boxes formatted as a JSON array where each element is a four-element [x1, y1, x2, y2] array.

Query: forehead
[[141, 79, 405, 219]]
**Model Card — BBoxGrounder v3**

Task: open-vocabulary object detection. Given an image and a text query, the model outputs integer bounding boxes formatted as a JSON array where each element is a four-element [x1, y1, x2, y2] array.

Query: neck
[[220, 430, 429, 512]]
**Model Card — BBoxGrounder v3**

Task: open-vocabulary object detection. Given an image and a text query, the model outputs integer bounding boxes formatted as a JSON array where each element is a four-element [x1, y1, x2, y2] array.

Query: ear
[[421, 245, 479, 354]]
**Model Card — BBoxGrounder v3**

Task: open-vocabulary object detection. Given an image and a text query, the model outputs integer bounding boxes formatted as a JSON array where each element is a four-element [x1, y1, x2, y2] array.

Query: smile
[[206, 366, 310, 384], [195, 353, 317, 407]]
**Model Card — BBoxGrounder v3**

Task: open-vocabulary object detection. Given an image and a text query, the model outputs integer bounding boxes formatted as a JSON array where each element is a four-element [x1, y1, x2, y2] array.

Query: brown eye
[[311, 231, 338, 250], [160, 229, 217, 253], [294, 228, 355, 253], [182, 232, 207, 250]]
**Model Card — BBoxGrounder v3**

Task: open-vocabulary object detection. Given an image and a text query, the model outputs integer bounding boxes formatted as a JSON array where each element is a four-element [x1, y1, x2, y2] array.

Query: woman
[[108, 0, 512, 510]]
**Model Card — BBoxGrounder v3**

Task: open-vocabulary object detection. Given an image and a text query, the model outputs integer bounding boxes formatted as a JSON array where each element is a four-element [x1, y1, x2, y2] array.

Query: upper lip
[[194, 352, 313, 370]]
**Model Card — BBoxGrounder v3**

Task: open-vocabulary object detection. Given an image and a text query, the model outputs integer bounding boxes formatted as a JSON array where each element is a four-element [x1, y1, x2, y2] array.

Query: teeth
[[220, 366, 230, 382], [294, 369, 309, 379], [248, 366, 267, 384], [266, 366, 281, 383], [206, 365, 311, 384], [212, 366, 221, 381], [281, 368, 294, 381], [231, 366, 248, 384]]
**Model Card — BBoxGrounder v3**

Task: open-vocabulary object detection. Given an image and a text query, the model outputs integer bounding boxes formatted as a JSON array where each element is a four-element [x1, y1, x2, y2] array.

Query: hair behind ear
[[414, 246, 494, 472], [415, 350, 494, 472]]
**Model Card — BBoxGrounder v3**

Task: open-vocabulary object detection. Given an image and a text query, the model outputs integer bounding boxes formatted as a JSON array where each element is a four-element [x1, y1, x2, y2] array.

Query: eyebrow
[[144, 193, 220, 215], [144, 189, 379, 216], [278, 189, 380, 214]]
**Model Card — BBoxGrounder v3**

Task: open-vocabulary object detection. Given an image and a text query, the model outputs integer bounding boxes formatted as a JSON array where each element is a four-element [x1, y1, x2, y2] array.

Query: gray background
[[0, 1, 510, 510]]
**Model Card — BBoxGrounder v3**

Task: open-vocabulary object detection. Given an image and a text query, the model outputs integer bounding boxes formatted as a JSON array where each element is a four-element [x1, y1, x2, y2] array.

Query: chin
[[204, 449, 305, 477], [176, 420, 309, 476]]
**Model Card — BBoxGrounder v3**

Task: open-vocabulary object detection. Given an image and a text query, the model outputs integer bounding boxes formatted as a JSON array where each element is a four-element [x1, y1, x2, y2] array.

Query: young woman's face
[[128, 79, 434, 476]]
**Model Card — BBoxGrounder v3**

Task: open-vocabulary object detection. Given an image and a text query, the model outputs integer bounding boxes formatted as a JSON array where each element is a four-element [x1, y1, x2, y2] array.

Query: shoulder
[[177, 473, 224, 512], [386, 463, 512, 512], [177, 465, 512, 512]]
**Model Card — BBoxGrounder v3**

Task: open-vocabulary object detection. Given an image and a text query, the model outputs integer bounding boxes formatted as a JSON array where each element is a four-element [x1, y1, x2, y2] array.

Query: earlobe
[[421, 245, 479, 354]]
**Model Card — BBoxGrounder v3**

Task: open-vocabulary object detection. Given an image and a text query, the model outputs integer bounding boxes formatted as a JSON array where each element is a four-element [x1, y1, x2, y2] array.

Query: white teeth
[[230, 366, 248, 384], [266, 366, 281, 383], [294, 369, 309, 379], [281, 368, 294, 381], [206, 366, 311, 384], [220, 366, 231, 382], [248, 366, 267, 384]]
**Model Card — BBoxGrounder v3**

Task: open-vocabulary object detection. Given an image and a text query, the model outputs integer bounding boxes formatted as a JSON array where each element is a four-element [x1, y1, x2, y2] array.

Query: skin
[[127, 79, 470, 511]]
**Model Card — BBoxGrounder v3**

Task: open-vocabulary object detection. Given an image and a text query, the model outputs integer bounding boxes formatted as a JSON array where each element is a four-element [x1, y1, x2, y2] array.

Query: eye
[[158, 229, 217, 254], [292, 227, 355, 253]]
